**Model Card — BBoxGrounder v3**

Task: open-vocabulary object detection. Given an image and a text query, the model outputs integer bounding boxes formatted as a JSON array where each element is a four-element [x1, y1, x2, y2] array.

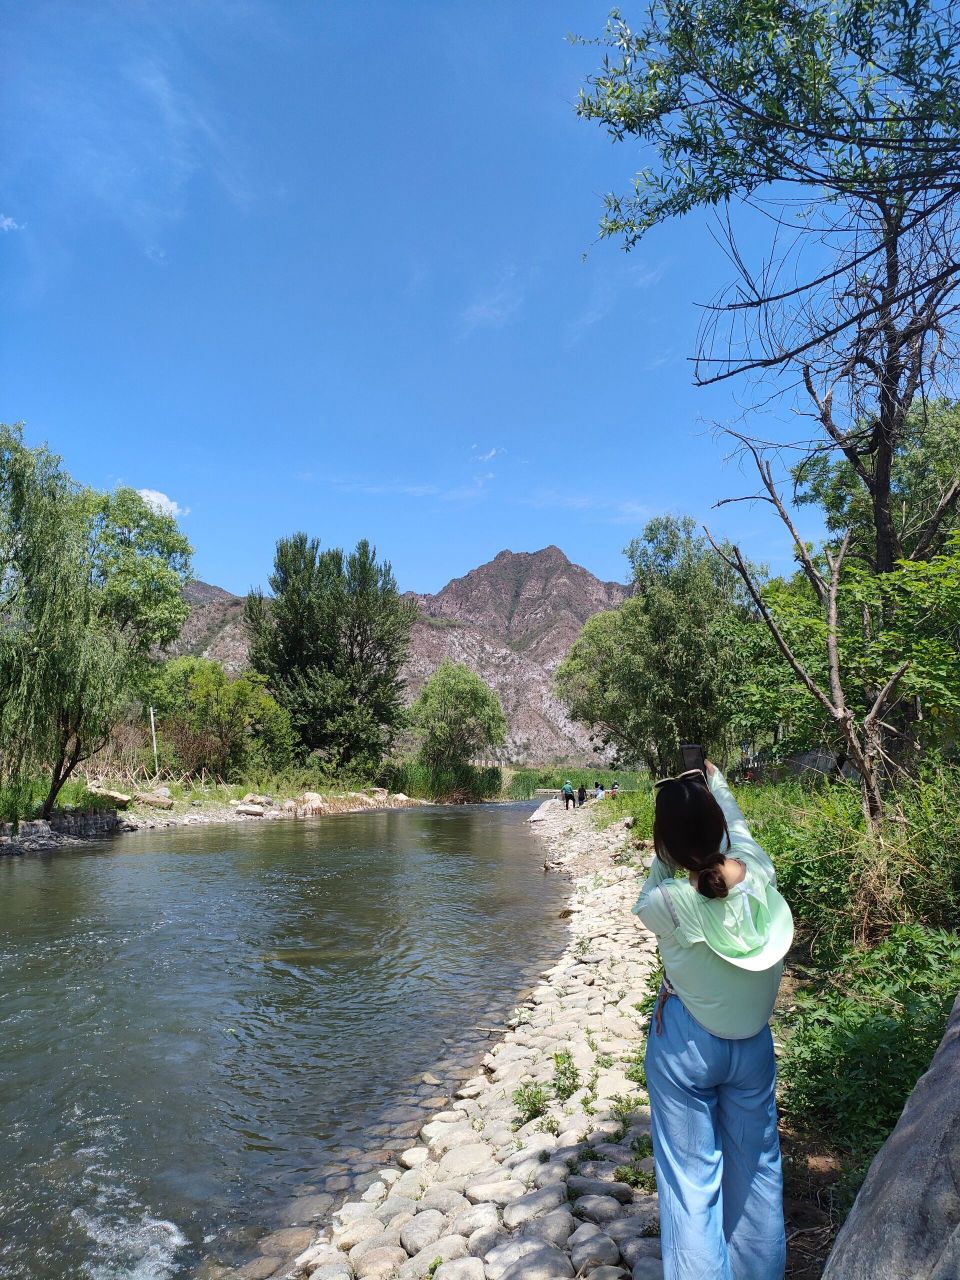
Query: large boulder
[[823, 994, 960, 1279], [134, 791, 174, 810], [88, 785, 132, 809]]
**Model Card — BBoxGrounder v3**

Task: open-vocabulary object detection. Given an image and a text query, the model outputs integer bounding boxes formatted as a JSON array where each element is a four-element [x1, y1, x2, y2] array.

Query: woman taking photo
[[634, 760, 794, 1280]]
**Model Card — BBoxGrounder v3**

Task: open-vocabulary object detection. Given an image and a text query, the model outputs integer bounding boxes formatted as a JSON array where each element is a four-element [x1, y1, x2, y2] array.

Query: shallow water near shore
[[0, 803, 568, 1279]]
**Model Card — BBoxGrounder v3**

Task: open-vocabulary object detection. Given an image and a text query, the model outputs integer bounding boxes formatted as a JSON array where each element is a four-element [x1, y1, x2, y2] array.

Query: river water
[[0, 803, 567, 1280]]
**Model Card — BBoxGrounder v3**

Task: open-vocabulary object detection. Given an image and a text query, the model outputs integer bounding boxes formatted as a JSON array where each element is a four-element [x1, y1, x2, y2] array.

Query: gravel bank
[[227, 799, 662, 1280]]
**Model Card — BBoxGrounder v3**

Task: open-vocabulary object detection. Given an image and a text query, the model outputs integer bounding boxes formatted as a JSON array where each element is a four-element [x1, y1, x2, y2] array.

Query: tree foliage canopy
[[556, 516, 747, 773], [578, 0, 960, 242], [245, 534, 415, 774], [579, 2, 960, 578], [149, 657, 293, 778], [410, 661, 507, 770], [0, 425, 192, 816], [793, 399, 960, 567]]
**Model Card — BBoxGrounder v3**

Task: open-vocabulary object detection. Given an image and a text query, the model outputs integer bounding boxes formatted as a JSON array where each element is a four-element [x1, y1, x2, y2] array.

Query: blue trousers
[[645, 995, 786, 1280]]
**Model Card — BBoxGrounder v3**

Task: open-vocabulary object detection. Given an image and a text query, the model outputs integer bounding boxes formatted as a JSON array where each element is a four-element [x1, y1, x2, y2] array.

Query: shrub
[[777, 925, 960, 1160], [738, 770, 960, 954]]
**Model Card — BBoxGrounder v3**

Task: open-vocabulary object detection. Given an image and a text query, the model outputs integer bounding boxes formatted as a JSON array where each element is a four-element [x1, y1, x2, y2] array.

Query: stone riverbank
[[226, 798, 662, 1280]]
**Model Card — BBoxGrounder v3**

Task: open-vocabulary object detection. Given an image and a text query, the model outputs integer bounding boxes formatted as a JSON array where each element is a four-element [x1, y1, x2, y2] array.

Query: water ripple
[[0, 804, 566, 1279]]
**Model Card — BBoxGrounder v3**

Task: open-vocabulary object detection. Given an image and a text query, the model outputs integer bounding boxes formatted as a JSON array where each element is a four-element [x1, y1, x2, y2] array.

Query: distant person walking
[[577, 784, 587, 807], [561, 779, 576, 810]]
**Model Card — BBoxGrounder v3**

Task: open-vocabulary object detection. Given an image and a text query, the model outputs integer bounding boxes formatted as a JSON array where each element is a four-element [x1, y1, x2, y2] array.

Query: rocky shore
[[228, 799, 661, 1280]]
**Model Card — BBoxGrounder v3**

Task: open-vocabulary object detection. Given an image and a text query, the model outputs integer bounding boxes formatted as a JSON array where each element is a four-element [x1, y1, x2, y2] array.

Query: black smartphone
[[680, 743, 707, 778]]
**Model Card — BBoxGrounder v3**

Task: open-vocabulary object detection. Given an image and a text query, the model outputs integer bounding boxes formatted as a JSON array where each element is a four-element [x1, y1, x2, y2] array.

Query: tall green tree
[[578, 3, 960, 816], [245, 534, 415, 773], [410, 661, 507, 769], [556, 516, 746, 774], [0, 426, 192, 816]]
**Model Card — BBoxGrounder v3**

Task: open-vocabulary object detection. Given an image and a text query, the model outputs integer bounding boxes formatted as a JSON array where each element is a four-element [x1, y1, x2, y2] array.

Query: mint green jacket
[[632, 769, 783, 1039]]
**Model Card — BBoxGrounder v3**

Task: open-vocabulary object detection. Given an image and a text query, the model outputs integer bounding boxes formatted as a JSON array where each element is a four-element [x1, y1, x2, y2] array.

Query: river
[[0, 803, 567, 1280]]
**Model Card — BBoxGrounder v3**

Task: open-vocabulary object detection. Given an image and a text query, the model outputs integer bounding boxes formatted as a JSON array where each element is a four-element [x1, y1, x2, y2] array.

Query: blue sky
[[0, 0, 821, 594]]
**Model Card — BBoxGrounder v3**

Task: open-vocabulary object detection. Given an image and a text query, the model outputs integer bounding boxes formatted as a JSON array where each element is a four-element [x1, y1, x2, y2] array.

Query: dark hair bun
[[698, 864, 729, 899]]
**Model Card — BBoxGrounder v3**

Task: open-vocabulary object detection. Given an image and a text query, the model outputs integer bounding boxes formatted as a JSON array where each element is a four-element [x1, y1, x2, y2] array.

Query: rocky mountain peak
[[415, 545, 627, 669]]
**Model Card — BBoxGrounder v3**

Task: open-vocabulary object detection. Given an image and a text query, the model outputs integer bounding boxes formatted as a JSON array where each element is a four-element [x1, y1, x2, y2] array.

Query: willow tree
[[0, 425, 192, 817], [410, 661, 507, 770]]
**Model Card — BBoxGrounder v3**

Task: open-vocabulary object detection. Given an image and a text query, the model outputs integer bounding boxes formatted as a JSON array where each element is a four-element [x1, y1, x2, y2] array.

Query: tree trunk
[[872, 439, 899, 575], [41, 739, 81, 819]]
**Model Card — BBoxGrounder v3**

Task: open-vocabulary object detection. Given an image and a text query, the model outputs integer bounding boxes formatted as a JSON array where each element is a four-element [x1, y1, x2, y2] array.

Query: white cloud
[[472, 445, 505, 463], [0, 215, 23, 232], [335, 481, 441, 498], [460, 267, 526, 332], [569, 259, 667, 342], [4, 15, 251, 255], [137, 487, 189, 518]]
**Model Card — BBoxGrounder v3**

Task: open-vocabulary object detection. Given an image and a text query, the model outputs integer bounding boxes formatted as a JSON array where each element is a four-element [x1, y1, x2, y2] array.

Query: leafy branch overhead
[[578, 0, 960, 575]]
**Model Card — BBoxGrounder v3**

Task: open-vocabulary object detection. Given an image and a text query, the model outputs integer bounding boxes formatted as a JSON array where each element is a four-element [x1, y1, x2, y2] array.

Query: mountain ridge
[[172, 546, 627, 763]]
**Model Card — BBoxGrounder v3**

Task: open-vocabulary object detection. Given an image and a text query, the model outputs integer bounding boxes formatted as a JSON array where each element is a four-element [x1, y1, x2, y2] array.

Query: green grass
[[592, 783, 655, 833], [512, 1081, 550, 1127], [0, 778, 122, 824]]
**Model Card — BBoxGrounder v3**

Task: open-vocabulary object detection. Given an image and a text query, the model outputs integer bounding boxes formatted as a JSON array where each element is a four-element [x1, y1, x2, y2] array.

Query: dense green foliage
[[246, 533, 415, 774], [793, 402, 960, 569], [148, 657, 294, 778], [778, 925, 960, 1170], [0, 777, 123, 826], [556, 517, 747, 772], [726, 535, 960, 764], [409, 661, 507, 769], [742, 769, 960, 953], [0, 425, 192, 818]]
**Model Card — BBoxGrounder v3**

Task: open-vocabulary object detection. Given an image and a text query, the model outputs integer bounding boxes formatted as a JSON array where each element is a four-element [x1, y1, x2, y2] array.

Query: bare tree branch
[[823, 530, 853, 714], [908, 473, 960, 560], [703, 526, 839, 719]]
